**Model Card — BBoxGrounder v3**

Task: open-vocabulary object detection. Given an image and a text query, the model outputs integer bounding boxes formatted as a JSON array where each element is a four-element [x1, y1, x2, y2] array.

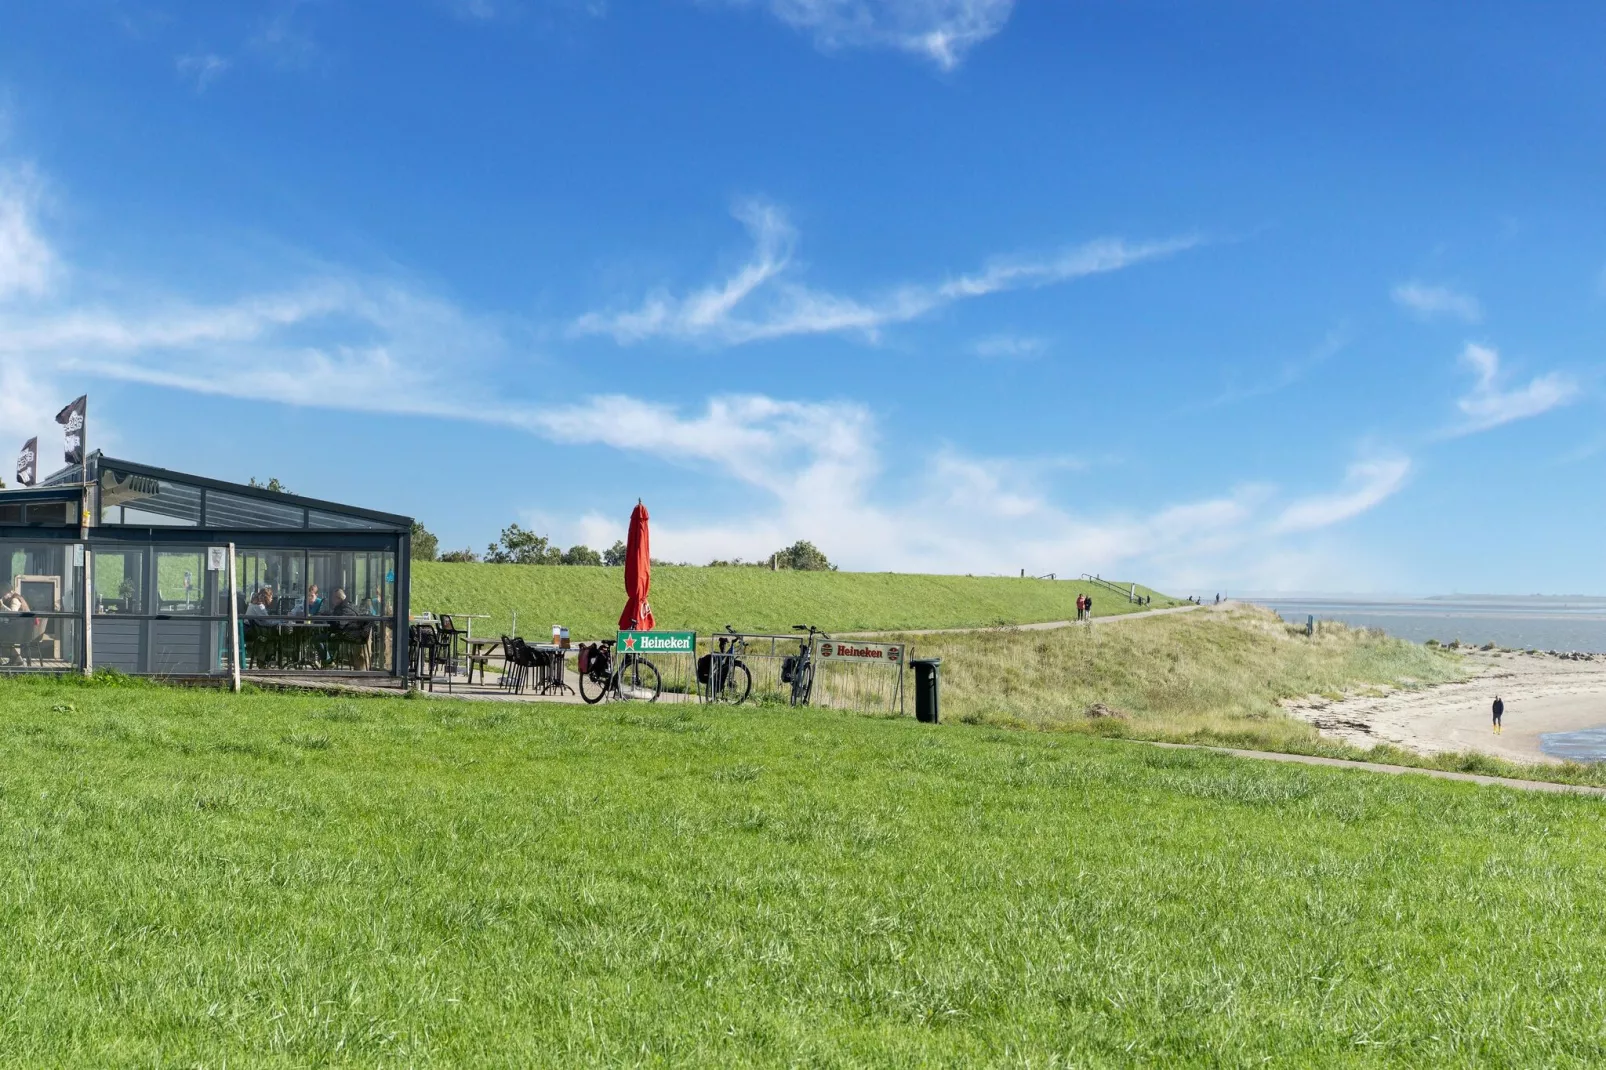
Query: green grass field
[[411, 562, 1177, 639], [2, 674, 1605, 1065]]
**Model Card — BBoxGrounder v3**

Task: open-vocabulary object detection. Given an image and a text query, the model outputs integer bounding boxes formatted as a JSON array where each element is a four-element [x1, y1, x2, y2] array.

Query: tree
[[248, 477, 292, 494], [484, 523, 562, 565], [410, 521, 439, 562], [438, 548, 479, 563], [603, 540, 627, 567], [772, 540, 834, 571], [561, 544, 603, 566]]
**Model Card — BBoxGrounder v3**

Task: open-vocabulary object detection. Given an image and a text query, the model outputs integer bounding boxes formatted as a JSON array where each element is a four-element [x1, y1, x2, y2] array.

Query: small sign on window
[[207, 546, 227, 572]]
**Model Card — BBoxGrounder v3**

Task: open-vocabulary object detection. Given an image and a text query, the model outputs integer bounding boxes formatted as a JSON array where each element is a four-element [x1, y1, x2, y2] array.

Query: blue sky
[[2, 0, 1603, 594]]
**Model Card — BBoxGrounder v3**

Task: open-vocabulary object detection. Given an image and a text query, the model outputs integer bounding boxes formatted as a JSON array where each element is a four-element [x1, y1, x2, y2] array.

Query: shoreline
[[1284, 649, 1606, 764]]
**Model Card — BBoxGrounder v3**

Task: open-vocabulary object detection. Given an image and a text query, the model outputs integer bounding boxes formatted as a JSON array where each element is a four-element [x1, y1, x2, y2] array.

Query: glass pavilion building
[[0, 454, 412, 680]]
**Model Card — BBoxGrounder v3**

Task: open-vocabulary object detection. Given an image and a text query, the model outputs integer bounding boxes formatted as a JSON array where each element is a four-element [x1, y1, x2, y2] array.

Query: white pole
[[81, 545, 93, 677], [228, 543, 241, 693]]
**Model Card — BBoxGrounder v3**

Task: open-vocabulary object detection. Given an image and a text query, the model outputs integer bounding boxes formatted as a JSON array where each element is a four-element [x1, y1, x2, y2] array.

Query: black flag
[[16, 438, 37, 487], [55, 395, 86, 465]]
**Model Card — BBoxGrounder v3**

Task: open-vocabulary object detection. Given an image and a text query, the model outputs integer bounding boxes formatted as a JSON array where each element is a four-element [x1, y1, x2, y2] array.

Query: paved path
[[1134, 739, 1606, 797], [840, 602, 1203, 638]]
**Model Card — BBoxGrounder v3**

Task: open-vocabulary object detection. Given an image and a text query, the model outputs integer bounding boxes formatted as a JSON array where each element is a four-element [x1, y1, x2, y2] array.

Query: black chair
[[410, 624, 439, 689]]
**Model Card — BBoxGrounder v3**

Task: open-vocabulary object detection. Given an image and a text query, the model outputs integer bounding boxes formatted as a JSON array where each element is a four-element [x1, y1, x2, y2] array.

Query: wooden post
[[228, 543, 241, 693]]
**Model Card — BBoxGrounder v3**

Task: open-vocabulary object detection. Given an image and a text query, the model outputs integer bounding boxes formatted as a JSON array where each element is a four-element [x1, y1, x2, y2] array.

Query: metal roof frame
[[24, 453, 412, 531]]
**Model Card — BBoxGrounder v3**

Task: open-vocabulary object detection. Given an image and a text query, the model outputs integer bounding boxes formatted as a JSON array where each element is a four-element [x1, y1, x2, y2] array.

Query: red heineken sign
[[816, 640, 903, 664]]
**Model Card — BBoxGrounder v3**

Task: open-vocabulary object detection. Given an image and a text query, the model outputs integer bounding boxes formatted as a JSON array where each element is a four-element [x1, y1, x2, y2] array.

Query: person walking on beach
[[1492, 695, 1504, 735]]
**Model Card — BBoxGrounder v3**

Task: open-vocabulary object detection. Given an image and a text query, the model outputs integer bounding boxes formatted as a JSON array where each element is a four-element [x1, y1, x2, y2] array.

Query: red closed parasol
[[619, 501, 655, 631]]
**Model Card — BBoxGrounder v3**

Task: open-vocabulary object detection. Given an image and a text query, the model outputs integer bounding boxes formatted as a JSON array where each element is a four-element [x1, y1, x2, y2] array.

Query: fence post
[[229, 543, 241, 693]]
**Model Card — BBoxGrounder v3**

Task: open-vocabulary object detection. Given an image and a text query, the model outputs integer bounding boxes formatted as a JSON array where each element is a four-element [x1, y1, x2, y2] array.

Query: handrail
[[1080, 574, 1138, 601]]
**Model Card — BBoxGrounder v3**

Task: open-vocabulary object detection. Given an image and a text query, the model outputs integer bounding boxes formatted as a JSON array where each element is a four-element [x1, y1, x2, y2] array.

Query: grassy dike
[[409, 562, 1177, 638], [4, 673, 1606, 1065]]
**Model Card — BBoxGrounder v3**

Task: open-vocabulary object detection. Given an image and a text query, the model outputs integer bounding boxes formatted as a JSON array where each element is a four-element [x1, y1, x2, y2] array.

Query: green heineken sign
[[617, 630, 696, 655]]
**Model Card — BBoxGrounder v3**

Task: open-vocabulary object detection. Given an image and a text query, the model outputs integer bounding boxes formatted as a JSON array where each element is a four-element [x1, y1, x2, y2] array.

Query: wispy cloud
[[1392, 281, 1482, 323], [176, 52, 231, 92], [725, 0, 1014, 70], [1203, 329, 1348, 409], [973, 333, 1047, 359], [1271, 457, 1410, 534], [1453, 342, 1577, 434], [0, 154, 1394, 588], [0, 166, 56, 301], [546, 392, 1406, 584], [572, 200, 1198, 346]]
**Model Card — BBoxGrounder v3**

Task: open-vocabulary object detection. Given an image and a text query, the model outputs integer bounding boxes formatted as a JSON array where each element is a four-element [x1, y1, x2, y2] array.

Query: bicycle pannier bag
[[780, 655, 797, 684], [696, 653, 713, 685]]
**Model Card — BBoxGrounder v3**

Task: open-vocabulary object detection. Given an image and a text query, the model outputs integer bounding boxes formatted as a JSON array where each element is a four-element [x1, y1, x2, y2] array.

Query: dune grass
[[913, 605, 1464, 741], [410, 562, 1176, 639], [4, 673, 1606, 1065], [897, 605, 1606, 788]]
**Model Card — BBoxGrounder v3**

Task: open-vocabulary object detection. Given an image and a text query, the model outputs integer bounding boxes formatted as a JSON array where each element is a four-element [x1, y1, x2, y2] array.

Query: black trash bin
[[911, 658, 941, 724]]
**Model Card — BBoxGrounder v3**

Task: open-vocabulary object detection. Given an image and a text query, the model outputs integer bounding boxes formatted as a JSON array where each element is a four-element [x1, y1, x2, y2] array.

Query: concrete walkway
[[1134, 739, 1606, 797], [840, 602, 1203, 638]]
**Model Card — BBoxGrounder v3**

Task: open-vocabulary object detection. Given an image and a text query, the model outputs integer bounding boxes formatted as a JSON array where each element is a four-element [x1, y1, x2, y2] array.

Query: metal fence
[[691, 633, 906, 716]]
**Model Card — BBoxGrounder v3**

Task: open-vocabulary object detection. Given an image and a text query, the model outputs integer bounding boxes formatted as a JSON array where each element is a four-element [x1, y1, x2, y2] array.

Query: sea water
[[1539, 727, 1606, 763], [1249, 597, 1606, 654]]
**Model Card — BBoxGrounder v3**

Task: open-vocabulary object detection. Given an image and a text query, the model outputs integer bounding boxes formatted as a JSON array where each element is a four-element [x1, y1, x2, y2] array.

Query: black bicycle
[[578, 639, 662, 704], [783, 624, 827, 706], [700, 625, 753, 705]]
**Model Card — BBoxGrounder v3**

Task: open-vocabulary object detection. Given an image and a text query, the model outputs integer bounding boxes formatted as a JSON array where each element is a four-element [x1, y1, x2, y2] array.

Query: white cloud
[[176, 52, 231, 92], [728, 0, 1014, 69], [1392, 281, 1482, 323], [1271, 457, 1410, 535], [0, 166, 56, 301], [973, 333, 1047, 359], [0, 154, 1394, 588], [572, 200, 1198, 346], [1453, 342, 1577, 434], [508, 391, 1407, 586]]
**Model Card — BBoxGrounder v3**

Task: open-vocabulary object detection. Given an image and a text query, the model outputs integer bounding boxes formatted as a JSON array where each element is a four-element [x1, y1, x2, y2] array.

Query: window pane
[[308, 509, 388, 530], [98, 470, 201, 526], [3, 542, 81, 614], [205, 491, 306, 530], [155, 550, 222, 615], [0, 619, 80, 673], [93, 548, 147, 615], [235, 549, 305, 618], [7, 501, 76, 526]]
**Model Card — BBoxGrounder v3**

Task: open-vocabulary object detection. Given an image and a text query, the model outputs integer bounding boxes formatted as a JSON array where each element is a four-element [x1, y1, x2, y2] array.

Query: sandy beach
[[1284, 649, 1606, 764]]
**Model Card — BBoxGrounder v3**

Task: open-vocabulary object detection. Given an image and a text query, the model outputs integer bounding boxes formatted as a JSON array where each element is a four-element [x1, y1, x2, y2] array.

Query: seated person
[[362, 589, 384, 615], [324, 588, 358, 617], [245, 587, 274, 617], [294, 584, 323, 617], [1, 586, 31, 665]]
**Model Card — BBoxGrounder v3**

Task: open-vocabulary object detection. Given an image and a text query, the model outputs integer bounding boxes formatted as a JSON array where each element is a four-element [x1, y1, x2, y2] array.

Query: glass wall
[[235, 547, 396, 674], [0, 541, 83, 672]]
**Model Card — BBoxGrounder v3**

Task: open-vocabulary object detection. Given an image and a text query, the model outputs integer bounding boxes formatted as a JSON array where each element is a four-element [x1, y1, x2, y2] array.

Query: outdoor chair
[[411, 624, 439, 690]]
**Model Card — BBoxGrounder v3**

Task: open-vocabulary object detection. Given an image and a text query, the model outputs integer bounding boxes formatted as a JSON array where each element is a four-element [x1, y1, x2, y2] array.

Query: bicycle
[[577, 639, 663, 704], [783, 624, 827, 706], [700, 625, 753, 705]]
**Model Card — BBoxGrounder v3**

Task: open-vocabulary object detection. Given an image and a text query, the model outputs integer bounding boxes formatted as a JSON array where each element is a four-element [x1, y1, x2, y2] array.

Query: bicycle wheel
[[616, 656, 662, 702], [717, 660, 752, 705], [790, 660, 814, 706], [579, 669, 610, 704]]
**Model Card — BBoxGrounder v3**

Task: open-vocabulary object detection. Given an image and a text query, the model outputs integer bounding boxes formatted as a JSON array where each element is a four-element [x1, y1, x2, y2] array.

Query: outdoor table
[[531, 644, 573, 696], [465, 636, 501, 686]]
